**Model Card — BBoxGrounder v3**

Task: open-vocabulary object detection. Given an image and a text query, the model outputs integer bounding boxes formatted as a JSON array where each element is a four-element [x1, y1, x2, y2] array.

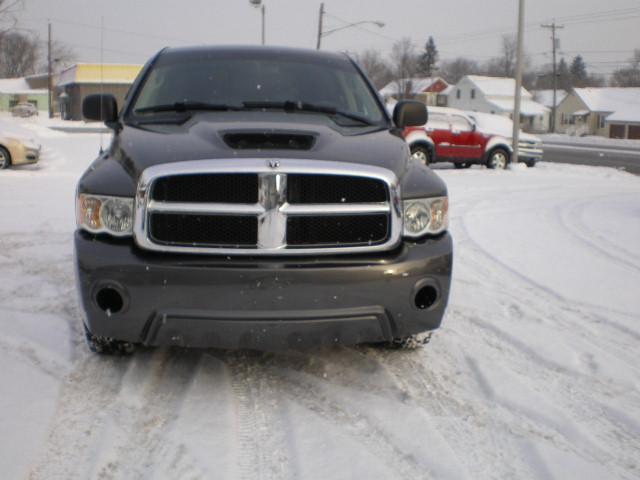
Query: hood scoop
[[223, 131, 316, 151]]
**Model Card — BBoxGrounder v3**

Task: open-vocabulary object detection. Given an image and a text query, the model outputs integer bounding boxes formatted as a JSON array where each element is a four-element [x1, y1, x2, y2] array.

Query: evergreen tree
[[570, 55, 588, 86], [557, 58, 572, 91], [418, 36, 439, 77]]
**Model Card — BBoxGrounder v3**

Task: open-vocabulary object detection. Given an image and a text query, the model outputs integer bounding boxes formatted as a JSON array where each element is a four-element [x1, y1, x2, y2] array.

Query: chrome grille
[[134, 159, 402, 255]]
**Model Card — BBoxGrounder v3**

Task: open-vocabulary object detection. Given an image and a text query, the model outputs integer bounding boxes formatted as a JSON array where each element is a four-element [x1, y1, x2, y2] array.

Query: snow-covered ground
[[1, 121, 639, 480]]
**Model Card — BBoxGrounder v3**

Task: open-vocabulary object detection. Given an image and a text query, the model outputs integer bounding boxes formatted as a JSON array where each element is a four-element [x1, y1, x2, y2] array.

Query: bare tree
[[38, 40, 76, 73], [0, 30, 39, 77], [439, 57, 482, 84], [611, 49, 640, 87], [352, 49, 393, 89], [0, 0, 22, 33], [499, 34, 517, 77], [484, 35, 524, 78], [389, 38, 420, 99]]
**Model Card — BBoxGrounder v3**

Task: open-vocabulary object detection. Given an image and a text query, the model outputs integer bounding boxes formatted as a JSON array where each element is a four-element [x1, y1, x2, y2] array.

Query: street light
[[249, 0, 266, 45], [316, 3, 385, 49]]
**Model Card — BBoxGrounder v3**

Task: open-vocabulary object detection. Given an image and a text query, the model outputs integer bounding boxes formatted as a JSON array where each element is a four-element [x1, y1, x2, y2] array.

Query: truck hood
[[112, 112, 409, 179], [79, 111, 447, 199]]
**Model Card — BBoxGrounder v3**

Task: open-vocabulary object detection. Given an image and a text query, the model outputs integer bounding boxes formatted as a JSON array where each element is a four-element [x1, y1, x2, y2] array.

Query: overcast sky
[[15, 0, 640, 78]]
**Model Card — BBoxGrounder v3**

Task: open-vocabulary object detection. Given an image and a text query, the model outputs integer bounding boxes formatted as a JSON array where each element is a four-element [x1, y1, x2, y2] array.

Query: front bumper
[[75, 231, 453, 351], [518, 144, 543, 163], [12, 144, 40, 166]]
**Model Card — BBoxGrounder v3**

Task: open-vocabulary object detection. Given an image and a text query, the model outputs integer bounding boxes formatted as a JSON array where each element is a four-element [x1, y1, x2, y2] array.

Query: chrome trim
[[148, 201, 265, 215], [281, 203, 390, 215], [134, 159, 402, 255]]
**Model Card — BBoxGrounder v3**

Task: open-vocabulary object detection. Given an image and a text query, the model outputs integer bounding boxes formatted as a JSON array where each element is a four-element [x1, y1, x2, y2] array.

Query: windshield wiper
[[134, 101, 239, 114], [242, 101, 376, 126]]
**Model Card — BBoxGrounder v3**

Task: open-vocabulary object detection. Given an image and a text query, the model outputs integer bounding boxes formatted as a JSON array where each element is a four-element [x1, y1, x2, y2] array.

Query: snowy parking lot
[[1, 121, 639, 479]]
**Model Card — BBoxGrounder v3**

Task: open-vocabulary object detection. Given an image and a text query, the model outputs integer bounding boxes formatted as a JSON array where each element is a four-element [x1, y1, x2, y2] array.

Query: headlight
[[403, 196, 449, 238], [76, 194, 134, 236]]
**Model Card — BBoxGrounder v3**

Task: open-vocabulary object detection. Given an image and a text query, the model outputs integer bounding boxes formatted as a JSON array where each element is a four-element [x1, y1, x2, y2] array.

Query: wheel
[[83, 323, 135, 355], [525, 160, 536, 168], [0, 146, 11, 169], [373, 332, 433, 350], [486, 148, 509, 169], [410, 145, 431, 165], [454, 162, 471, 169]]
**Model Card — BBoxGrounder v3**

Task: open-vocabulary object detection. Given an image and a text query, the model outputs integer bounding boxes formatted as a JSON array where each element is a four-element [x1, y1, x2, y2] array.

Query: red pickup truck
[[404, 106, 543, 169]]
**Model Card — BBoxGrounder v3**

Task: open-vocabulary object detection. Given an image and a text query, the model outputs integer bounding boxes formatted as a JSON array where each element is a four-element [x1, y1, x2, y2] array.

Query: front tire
[[410, 145, 431, 165], [374, 332, 433, 350], [487, 148, 510, 170], [83, 323, 135, 355], [0, 146, 11, 169]]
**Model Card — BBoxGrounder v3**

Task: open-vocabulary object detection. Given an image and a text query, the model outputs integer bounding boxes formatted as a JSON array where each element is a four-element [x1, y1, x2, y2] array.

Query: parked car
[[0, 132, 41, 169], [75, 45, 453, 354], [404, 106, 542, 169], [11, 102, 39, 118]]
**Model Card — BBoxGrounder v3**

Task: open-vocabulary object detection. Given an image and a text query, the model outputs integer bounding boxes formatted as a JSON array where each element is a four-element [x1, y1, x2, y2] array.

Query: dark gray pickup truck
[[75, 46, 452, 353]]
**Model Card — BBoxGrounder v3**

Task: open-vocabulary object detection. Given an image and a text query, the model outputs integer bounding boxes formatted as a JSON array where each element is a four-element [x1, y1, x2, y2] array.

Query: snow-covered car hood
[[467, 111, 541, 143]]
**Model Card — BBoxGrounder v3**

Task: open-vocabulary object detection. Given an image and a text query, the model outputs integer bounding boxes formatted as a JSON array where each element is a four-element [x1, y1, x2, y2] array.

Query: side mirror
[[471, 122, 477, 132], [393, 100, 428, 128], [83, 94, 118, 126]]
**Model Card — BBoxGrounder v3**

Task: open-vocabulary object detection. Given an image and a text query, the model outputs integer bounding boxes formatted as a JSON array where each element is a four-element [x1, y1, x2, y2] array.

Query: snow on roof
[[573, 87, 640, 113], [465, 75, 531, 98], [0, 78, 46, 95], [441, 85, 455, 95], [605, 107, 640, 124], [379, 77, 445, 97], [533, 89, 568, 108], [488, 98, 549, 116]]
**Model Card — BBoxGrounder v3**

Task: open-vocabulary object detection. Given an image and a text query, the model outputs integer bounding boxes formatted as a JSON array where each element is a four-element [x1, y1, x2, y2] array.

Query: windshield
[[130, 52, 386, 125]]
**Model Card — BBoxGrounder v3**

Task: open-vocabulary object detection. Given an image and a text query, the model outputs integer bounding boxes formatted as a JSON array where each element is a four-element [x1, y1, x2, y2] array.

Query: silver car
[[11, 102, 39, 118]]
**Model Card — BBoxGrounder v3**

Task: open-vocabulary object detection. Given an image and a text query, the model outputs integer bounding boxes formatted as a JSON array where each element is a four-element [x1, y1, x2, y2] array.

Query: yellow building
[[57, 63, 142, 120]]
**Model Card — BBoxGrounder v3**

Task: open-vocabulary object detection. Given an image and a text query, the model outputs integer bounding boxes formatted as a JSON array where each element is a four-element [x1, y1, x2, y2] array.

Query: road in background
[[542, 140, 640, 174]]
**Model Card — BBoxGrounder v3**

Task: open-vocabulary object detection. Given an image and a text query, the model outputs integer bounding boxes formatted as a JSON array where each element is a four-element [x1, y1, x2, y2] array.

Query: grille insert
[[149, 213, 258, 247], [151, 174, 258, 203], [287, 214, 389, 247], [287, 174, 388, 204]]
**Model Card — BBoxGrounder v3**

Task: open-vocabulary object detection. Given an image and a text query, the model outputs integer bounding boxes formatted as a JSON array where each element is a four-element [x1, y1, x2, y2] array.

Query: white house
[[448, 75, 549, 133]]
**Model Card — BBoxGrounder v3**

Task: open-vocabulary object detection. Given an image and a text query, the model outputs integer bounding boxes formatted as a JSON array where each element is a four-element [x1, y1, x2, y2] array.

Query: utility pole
[[511, 0, 525, 165], [47, 21, 53, 118], [316, 2, 324, 50], [541, 22, 564, 132]]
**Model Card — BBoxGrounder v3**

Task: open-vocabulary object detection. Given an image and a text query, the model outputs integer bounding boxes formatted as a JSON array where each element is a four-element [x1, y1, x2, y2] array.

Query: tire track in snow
[[557, 194, 640, 274], [456, 210, 640, 344], [227, 353, 297, 480], [87, 348, 204, 480], [27, 354, 131, 479], [266, 358, 435, 480], [454, 309, 640, 472]]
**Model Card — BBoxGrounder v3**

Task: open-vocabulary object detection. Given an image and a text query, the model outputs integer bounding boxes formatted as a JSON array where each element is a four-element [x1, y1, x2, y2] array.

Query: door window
[[450, 115, 473, 132], [428, 112, 450, 129]]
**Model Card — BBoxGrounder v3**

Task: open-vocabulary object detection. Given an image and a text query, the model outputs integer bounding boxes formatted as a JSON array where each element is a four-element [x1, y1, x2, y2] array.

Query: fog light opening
[[96, 287, 124, 315], [415, 285, 438, 310]]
